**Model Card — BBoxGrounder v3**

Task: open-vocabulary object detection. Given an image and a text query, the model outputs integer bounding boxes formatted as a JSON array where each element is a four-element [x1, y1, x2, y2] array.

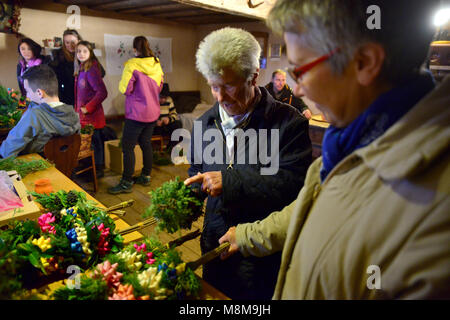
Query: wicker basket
[[78, 133, 93, 159]]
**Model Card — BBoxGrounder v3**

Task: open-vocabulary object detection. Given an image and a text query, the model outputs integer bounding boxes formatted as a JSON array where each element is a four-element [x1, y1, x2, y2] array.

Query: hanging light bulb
[[434, 8, 450, 27]]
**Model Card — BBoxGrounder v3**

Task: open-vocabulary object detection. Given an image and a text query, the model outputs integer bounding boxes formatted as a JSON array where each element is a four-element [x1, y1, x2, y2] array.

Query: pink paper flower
[[38, 213, 56, 234], [94, 261, 122, 288], [146, 252, 155, 265], [96, 223, 111, 255], [134, 243, 146, 252]]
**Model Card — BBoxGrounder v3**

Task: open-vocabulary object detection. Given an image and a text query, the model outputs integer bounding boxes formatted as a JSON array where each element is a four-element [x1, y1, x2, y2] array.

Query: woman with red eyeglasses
[[219, 0, 449, 300]]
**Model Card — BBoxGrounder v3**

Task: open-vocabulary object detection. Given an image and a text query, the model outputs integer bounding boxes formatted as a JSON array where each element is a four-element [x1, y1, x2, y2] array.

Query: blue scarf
[[320, 74, 435, 182]]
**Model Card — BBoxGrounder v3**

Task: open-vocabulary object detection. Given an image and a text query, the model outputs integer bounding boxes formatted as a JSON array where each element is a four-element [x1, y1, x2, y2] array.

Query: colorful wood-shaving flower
[[38, 212, 56, 235], [108, 284, 135, 300], [94, 261, 123, 289], [32, 236, 52, 252]]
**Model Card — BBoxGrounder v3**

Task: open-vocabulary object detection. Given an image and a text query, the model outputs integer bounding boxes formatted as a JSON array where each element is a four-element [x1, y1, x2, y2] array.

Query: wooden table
[[12, 154, 229, 300]]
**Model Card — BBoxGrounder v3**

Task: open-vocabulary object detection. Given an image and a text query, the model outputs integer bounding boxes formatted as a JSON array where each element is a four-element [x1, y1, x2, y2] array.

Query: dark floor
[[72, 159, 204, 277]]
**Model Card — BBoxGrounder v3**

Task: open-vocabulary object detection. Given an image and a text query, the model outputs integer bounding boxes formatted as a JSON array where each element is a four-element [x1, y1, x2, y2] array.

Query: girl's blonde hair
[[74, 41, 100, 76]]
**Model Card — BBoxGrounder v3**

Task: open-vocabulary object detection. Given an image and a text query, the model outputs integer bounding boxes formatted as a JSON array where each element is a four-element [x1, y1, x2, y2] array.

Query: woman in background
[[74, 41, 108, 178], [50, 29, 82, 105], [108, 36, 163, 194], [17, 38, 48, 96]]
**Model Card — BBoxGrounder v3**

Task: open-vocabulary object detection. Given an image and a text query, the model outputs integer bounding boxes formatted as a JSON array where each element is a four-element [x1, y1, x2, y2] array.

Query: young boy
[[0, 64, 80, 158]]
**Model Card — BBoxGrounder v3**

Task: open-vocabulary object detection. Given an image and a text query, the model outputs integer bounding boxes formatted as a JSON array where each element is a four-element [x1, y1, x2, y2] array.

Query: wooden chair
[[73, 133, 98, 193], [43, 134, 81, 178], [151, 135, 165, 151]]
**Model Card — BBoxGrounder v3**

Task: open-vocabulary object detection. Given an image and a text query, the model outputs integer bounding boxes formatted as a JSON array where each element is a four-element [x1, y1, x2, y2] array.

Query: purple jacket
[[17, 57, 43, 96], [118, 57, 163, 123], [74, 60, 107, 129]]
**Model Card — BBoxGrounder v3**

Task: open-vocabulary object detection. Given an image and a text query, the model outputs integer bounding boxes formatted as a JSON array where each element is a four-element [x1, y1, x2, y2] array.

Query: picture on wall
[[104, 33, 173, 75], [269, 43, 282, 59], [251, 31, 268, 69]]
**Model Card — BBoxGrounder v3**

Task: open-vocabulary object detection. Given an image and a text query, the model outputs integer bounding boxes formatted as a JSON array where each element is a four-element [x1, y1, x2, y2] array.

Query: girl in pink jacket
[[74, 41, 108, 177]]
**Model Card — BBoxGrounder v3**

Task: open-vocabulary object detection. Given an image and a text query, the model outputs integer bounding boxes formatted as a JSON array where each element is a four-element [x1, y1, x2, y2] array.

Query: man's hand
[[218, 227, 239, 260], [184, 171, 223, 197], [81, 107, 88, 114], [302, 109, 312, 120]]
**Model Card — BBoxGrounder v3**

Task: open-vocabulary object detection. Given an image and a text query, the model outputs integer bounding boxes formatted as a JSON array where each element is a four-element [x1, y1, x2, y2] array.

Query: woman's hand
[[81, 107, 88, 114], [218, 227, 239, 260]]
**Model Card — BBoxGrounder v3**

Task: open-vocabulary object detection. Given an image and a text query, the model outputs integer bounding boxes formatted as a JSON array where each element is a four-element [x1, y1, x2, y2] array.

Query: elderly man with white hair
[[219, 0, 450, 299], [184, 27, 312, 299]]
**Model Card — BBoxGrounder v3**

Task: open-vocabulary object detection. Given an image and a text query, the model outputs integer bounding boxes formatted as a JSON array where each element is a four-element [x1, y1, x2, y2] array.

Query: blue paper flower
[[158, 263, 168, 272]]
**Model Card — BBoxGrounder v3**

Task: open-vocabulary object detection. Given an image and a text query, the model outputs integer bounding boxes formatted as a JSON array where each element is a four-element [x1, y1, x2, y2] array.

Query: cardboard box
[[0, 171, 41, 226], [104, 139, 143, 174]]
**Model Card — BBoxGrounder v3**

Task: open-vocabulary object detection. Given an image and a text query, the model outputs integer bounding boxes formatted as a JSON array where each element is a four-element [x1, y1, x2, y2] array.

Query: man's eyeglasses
[[287, 48, 340, 82]]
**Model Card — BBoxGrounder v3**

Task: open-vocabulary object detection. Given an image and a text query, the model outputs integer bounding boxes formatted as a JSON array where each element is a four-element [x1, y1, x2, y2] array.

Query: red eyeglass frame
[[287, 48, 340, 82]]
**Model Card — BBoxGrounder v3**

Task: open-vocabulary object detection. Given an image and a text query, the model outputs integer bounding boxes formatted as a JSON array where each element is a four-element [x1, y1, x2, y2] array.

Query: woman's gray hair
[[268, 0, 438, 84], [196, 27, 261, 81]]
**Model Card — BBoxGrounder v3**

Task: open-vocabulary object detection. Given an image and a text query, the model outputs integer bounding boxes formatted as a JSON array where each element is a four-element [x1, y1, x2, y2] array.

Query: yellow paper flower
[[32, 236, 52, 252]]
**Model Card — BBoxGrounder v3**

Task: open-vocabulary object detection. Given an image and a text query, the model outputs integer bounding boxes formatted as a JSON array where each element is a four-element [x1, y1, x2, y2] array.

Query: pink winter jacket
[[118, 57, 164, 123]]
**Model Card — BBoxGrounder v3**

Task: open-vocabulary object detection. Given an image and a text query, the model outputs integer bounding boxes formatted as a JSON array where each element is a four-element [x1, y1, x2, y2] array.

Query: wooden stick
[[167, 229, 201, 248], [105, 200, 135, 212], [186, 242, 230, 271], [117, 217, 157, 236], [108, 210, 126, 217]]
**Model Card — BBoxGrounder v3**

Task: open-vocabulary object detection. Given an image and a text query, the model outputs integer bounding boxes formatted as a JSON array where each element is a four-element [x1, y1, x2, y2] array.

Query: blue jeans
[[121, 119, 156, 182]]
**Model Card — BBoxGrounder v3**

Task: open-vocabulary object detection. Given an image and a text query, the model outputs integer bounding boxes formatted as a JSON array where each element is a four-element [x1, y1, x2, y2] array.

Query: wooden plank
[[119, 2, 184, 14], [149, 8, 209, 18], [88, 0, 152, 10], [172, 0, 276, 20]]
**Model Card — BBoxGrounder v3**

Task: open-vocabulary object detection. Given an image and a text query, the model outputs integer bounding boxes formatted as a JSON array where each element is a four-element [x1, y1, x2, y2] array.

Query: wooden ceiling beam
[[119, 3, 183, 14], [147, 9, 211, 18], [53, 0, 101, 5], [143, 7, 209, 16], [114, 1, 168, 12], [88, 0, 145, 10], [172, 0, 276, 20]]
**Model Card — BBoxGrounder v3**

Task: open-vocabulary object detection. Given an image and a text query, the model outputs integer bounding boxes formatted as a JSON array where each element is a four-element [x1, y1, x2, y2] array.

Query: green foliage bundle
[[30, 190, 87, 212], [52, 237, 201, 300], [143, 177, 204, 234], [80, 124, 95, 135], [52, 275, 109, 300], [0, 85, 27, 129], [0, 157, 52, 178]]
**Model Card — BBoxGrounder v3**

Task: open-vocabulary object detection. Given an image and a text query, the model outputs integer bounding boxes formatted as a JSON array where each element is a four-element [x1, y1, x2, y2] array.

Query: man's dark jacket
[[265, 82, 308, 113], [188, 87, 312, 299]]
